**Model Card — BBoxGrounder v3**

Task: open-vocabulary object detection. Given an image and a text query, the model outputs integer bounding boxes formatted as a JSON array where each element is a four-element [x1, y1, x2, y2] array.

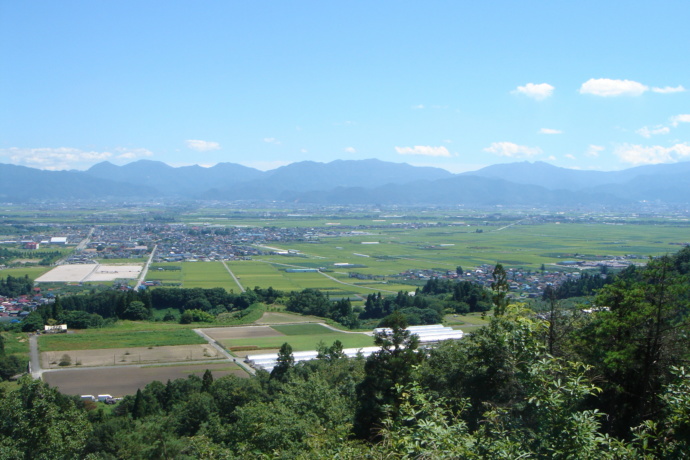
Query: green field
[[38, 322, 206, 352], [143, 218, 690, 296], [223, 323, 374, 352], [181, 261, 235, 289], [146, 263, 184, 284], [0, 266, 52, 279]]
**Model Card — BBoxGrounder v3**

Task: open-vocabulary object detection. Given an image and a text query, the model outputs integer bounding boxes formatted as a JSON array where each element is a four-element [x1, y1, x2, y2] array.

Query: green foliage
[[0, 274, 33, 297], [576, 249, 690, 435], [179, 309, 214, 324], [354, 311, 423, 439], [0, 377, 90, 459], [21, 311, 44, 332], [60, 310, 105, 329], [123, 300, 151, 320]]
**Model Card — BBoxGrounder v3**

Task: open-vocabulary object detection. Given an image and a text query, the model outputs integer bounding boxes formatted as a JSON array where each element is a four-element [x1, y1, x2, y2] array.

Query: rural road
[[193, 328, 255, 375], [255, 259, 398, 295], [222, 261, 245, 293], [29, 334, 43, 379], [134, 244, 157, 290], [317, 270, 398, 294]]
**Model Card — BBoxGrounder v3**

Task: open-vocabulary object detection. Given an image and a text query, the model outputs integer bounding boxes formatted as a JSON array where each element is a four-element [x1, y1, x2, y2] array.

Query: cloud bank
[[0, 147, 152, 170], [395, 145, 451, 157], [615, 143, 690, 165], [185, 139, 221, 152], [484, 142, 542, 158]]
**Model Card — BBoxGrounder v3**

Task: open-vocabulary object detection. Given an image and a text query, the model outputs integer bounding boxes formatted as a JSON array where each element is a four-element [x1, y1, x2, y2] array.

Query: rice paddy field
[[134, 218, 690, 297], [180, 261, 236, 289]]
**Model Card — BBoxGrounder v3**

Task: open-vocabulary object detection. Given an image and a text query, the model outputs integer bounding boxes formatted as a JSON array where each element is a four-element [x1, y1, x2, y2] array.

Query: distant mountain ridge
[[2, 159, 690, 206]]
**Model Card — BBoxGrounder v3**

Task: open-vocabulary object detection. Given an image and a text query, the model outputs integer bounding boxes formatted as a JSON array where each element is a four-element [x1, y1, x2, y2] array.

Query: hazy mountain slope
[[287, 175, 628, 207], [0, 163, 158, 201], [4, 159, 690, 205], [86, 160, 264, 196], [202, 159, 453, 199], [586, 172, 690, 203], [464, 160, 690, 192]]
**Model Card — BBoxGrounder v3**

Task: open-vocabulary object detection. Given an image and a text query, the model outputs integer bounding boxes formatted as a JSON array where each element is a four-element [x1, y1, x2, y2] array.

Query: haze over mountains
[[2, 159, 690, 207]]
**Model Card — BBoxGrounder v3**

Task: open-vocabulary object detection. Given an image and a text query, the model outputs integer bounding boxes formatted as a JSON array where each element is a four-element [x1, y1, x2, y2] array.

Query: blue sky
[[1, 1, 689, 173]]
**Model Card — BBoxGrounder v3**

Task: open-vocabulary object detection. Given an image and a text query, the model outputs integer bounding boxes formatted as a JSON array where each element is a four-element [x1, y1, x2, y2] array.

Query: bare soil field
[[87, 264, 143, 281], [43, 362, 246, 396], [200, 325, 285, 341], [36, 264, 96, 282], [41, 344, 221, 368], [255, 311, 324, 324], [36, 263, 143, 283]]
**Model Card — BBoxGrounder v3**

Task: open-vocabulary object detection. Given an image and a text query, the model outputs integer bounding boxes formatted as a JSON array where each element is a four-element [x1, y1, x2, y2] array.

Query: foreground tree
[[271, 342, 294, 381], [354, 311, 423, 439], [577, 251, 690, 435], [0, 377, 90, 459]]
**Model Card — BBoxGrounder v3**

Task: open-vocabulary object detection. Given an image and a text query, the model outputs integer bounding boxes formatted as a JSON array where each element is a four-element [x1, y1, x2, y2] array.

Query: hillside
[[2, 159, 690, 206]]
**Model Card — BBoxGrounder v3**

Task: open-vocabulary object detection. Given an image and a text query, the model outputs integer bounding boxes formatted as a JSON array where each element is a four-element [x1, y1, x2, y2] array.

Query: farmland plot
[[43, 362, 246, 397]]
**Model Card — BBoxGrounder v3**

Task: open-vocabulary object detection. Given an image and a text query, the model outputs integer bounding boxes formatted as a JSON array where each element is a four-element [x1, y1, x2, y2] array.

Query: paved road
[[222, 261, 245, 293], [55, 227, 95, 265]]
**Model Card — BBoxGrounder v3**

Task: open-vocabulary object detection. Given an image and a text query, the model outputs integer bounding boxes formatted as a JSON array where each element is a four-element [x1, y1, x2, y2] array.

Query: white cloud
[[412, 104, 425, 109], [394, 145, 451, 157], [483, 142, 542, 158], [547, 155, 556, 161], [300, 148, 308, 153], [185, 139, 221, 152], [344, 147, 357, 153], [614, 143, 690, 165], [564, 154, 576, 160], [0, 146, 152, 170], [513, 83, 554, 100], [586, 145, 605, 157], [539, 128, 562, 134], [579, 78, 648, 97], [671, 114, 690, 127], [263, 137, 281, 145], [636, 125, 670, 138], [652, 85, 686, 94]]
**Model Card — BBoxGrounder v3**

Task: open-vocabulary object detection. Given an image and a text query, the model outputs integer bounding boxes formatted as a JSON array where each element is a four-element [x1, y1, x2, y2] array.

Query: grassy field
[[0, 266, 52, 279], [38, 323, 206, 352], [1, 332, 30, 355], [220, 322, 374, 352], [146, 263, 184, 284], [181, 261, 235, 289]]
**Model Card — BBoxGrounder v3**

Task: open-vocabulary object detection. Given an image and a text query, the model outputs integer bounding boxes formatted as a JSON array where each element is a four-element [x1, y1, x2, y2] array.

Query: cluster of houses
[[395, 263, 619, 298], [0, 291, 53, 322]]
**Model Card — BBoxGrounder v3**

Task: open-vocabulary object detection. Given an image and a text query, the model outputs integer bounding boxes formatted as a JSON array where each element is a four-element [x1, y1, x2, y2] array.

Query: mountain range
[[2, 159, 690, 207]]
